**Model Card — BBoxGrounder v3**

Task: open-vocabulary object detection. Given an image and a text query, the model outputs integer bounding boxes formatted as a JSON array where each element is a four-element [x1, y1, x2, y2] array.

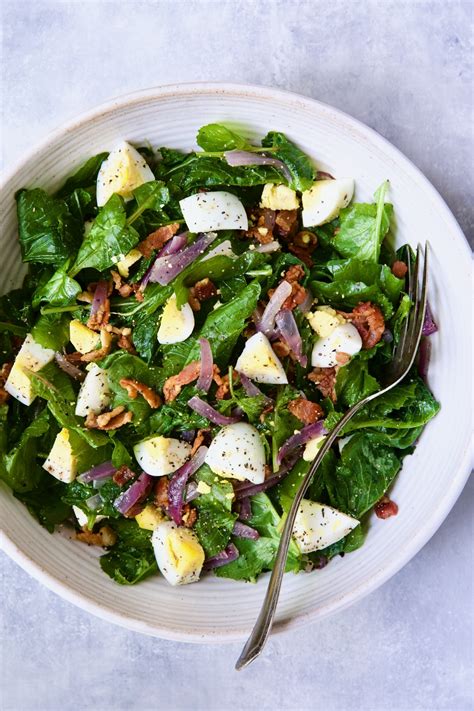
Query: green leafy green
[[100, 519, 157, 585], [332, 183, 393, 262], [216, 494, 302, 581], [56, 153, 108, 197], [100, 352, 162, 425], [196, 124, 251, 152], [194, 465, 237, 557], [70, 194, 140, 276], [31, 312, 70, 351], [16, 189, 82, 266], [335, 358, 380, 408], [32, 258, 81, 308], [262, 131, 315, 191], [16, 480, 71, 533]]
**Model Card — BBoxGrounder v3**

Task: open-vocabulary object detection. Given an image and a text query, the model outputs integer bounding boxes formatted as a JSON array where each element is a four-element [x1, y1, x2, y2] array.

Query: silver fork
[[236, 243, 429, 670]]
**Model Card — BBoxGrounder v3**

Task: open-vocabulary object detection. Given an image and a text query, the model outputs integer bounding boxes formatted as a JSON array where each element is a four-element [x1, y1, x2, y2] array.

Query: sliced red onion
[[224, 150, 292, 183], [237, 496, 252, 520], [234, 452, 299, 499], [148, 232, 217, 286], [180, 429, 196, 444], [168, 446, 208, 525], [275, 308, 307, 367], [158, 231, 188, 258], [93, 478, 110, 490], [316, 171, 335, 180], [113, 472, 153, 515], [203, 542, 240, 570], [77, 461, 116, 484], [185, 480, 199, 503], [232, 520, 259, 540], [187, 395, 240, 425], [258, 280, 292, 336], [85, 493, 102, 511], [422, 302, 438, 336], [54, 352, 85, 382], [297, 291, 313, 315], [418, 337, 431, 381], [382, 328, 393, 343], [255, 240, 281, 254], [238, 372, 273, 405], [196, 338, 213, 392], [277, 421, 328, 466], [89, 280, 109, 321]]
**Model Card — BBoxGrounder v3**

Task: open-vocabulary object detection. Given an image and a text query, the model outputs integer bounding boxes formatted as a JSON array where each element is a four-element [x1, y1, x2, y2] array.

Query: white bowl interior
[[0, 84, 471, 642]]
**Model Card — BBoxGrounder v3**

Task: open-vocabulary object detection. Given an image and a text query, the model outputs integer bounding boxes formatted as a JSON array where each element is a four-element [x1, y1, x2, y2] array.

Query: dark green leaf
[[16, 189, 82, 266], [55, 153, 108, 197], [196, 124, 251, 152], [100, 518, 157, 585], [32, 258, 81, 308], [261, 131, 315, 191], [194, 465, 237, 557], [31, 312, 70, 351]]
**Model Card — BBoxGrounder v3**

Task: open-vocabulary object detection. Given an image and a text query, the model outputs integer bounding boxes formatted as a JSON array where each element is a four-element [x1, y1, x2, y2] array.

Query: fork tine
[[400, 243, 429, 374], [395, 245, 414, 357]]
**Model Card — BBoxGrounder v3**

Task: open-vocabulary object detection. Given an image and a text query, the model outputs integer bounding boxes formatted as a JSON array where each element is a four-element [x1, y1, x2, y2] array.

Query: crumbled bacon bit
[[85, 405, 133, 430], [272, 265, 308, 311], [374, 495, 399, 519], [119, 378, 162, 408], [215, 373, 230, 400], [189, 278, 218, 311], [138, 223, 180, 258], [348, 302, 385, 350], [123, 502, 146, 518], [287, 230, 318, 266], [245, 208, 277, 243], [274, 210, 299, 239], [259, 402, 274, 423], [154, 477, 169, 511], [113, 465, 136, 487], [64, 351, 84, 365], [308, 366, 338, 402], [0, 362, 12, 405], [191, 429, 209, 456], [117, 331, 136, 354], [111, 270, 134, 298], [163, 361, 201, 402], [335, 352, 351, 366], [392, 260, 408, 279], [182, 505, 198, 528], [288, 397, 324, 424], [272, 339, 291, 358], [76, 525, 117, 547], [81, 329, 113, 363], [87, 280, 111, 331]]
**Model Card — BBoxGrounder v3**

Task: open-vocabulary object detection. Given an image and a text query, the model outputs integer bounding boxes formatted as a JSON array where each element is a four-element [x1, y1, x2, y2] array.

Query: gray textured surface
[[1, 1, 472, 710]]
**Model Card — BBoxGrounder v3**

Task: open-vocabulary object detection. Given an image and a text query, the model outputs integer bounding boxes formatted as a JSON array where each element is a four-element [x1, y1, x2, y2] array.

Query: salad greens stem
[[0, 321, 28, 336], [40, 304, 87, 315]]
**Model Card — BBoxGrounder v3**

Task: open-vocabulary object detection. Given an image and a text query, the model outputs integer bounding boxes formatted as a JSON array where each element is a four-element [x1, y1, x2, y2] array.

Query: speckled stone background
[[1, 1, 472, 710]]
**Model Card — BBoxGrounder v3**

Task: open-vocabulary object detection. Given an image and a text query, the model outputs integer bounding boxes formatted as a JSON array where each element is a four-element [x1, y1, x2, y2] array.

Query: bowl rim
[[1, 81, 472, 643]]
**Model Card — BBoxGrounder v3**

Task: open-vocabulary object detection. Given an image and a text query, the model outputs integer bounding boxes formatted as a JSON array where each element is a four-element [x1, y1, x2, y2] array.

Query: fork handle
[[235, 401, 365, 670]]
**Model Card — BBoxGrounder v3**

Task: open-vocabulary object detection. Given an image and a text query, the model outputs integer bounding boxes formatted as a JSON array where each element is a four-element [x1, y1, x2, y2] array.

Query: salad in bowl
[[0, 123, 439, 588]]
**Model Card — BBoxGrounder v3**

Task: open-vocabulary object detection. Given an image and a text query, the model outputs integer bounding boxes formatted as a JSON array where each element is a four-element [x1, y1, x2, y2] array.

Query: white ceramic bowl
[[0, 83, 471, 642]]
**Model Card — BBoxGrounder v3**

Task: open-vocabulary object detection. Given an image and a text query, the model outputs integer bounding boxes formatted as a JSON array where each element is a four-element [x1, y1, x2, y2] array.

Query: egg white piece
[[293, 499, 359, 553], [4, 334, 55, 405], [72, 505, 106, 528], [179, 191, 248, 232], [134, 436, 191, 477], [302, 178, 354, 227], [75, 364, 111, 417], [311, 322, 362, 368], [157, 294, 195, 345], [235, 332, 288, 385], [152, 520, 205, 586], [96, 141, 155, 207], [205, 422, 266, 484], [201, 239, 236, 261]]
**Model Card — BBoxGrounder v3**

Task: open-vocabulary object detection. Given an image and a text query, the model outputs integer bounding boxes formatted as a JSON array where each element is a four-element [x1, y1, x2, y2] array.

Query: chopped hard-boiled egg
[[179, 191, 248, 232], [133, 436, 191, 477], [202, 239, 236, 261], [303, 435, 327, 462], [70, 320, 100, 355], [4, 334, 55, 405], [43, 428, 78, 483], [72, 505, 106, 528], [307, 306, 346, 338], [135, 504, 163, 531], [205, 422, 266, 484], [96, 141, 155, 207], [157, 294, 195, 345], [302, 178, 354, 227], [116, 248, 142, 278], [338, 435, 353, 453], [260, 183, 300, 211], [75, 364, 111, 417], [293, 499, 359, 553], [311, 322, 362, 368], [235, 332, 288, 385], [152, 520, 205, 586]]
